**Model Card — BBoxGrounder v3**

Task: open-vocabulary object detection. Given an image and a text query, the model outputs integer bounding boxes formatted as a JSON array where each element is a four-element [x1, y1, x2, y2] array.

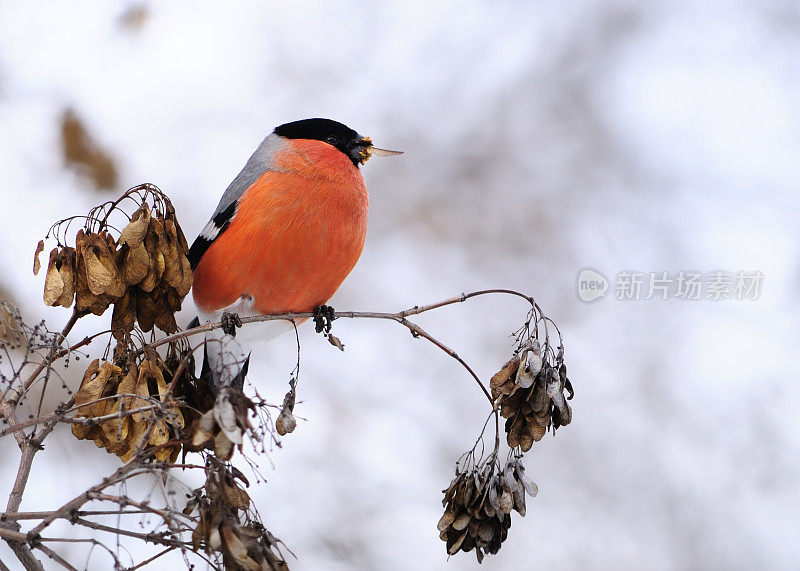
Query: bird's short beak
[[352, 136, 403, 165]]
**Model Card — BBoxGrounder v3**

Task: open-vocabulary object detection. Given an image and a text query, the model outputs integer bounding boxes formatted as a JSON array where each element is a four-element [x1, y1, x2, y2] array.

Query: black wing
[[188, 201, 237, 270]]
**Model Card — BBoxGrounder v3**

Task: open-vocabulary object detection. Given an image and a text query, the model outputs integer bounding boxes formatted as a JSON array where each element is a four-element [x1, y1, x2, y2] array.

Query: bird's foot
[[313, 304, 335, 334], [221, 312, 243, 337]]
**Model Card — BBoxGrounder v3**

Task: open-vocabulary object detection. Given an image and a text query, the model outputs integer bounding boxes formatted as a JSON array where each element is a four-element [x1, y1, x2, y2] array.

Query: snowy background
[[1, 1, 799, 569]]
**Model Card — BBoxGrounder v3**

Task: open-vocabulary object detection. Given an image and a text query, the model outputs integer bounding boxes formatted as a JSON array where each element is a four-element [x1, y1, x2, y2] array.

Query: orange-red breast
[[188, 118, 400, 390]]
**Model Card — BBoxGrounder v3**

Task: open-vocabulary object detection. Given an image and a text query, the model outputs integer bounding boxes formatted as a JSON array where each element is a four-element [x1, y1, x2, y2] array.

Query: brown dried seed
[[139, 218, 165, 291], [148, 419, 170, 447], [223, 483, 251, 511], [152, 290, 178, 333], [162, 219, 185, 289], [83, 233, 124, 297], [490, 356, 520, 397], [33, 240, 44, 275], [214, 431, 234, 461], [176, 254, 193, 297], [478, 520, 494, 543], [467, 518, 480, 537], [75, 360, 121, 418], [131, 361, 159, 422], [100, 407, 129, 446], [117, 364, 138, 411], [70, 419, 100, 440], [275, 410, 296, 436], [125, 415, 151, 458], [120, 242, 150, 286], [488, 480, 501, 513], [74, 238, 108, 314], [452, 512, 471, 531], [515, 366, 536, 389], [506, 414, 524, 449], [512, 485, 526, 516], [135, 289, 158, 332], [448, 529, 468, 555], [519, 423, 536, 452], [527, 351, 543, 376], [154, 444, 174, 463], [221, 524, 260, 571], [191, 410, 216, 447], [499, 489, 514, 515], [119, 204, 151, 248], [56, 248, 76, 307], [43, 248, 65, 306], [164, 285, 183, 313], [111, 290, 135, 340], [437, 510, 456, 533], [460, 533, 476, 553]]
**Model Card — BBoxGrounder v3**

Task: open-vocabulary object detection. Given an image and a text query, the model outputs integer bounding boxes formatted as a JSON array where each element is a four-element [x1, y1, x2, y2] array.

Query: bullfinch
[[188, 118, 400, 390]]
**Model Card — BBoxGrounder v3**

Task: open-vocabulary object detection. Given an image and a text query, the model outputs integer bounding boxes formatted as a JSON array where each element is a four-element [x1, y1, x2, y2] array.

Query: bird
[[187, 118, 401, 392]]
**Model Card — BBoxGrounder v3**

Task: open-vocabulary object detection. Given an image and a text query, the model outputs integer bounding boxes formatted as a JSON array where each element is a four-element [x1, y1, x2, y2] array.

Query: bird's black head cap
[[274, 118, 371, 166]]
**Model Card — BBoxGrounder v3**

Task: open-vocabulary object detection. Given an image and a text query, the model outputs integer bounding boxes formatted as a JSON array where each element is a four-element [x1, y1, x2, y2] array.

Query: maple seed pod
[[118, 203, 151, 248], [33, 239, 45, 275], [276, 410, 296, 436], [43, 248, 65, 306]]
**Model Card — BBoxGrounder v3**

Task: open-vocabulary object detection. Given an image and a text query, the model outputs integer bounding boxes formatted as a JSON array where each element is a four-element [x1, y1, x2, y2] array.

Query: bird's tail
[[187, 316, 250, 394]]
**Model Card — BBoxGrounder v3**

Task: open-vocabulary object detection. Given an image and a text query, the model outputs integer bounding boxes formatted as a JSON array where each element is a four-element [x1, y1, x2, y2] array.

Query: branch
[[143, 289, 541, 406]]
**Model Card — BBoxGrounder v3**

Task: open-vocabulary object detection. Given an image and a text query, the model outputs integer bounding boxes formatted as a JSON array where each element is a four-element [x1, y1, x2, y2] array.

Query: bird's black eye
[[325, 136, 339, 146]]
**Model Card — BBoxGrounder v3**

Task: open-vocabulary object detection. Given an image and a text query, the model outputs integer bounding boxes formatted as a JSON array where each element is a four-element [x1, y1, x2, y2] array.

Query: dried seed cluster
[[192, 386, 259, 461], [36, 197, 192, 339], [71, 357, 184, 462], [490, 340, 573, 452], [189, 463, 289, 570], [438, 458, 537, 563]]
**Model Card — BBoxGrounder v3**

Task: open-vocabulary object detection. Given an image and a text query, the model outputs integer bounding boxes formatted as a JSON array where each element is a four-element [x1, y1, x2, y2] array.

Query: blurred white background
[[1, 1, 799, 569]]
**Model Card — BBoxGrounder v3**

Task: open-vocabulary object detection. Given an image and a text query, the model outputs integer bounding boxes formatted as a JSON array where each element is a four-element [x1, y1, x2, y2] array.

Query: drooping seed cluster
[[490, 339, 573, 452], [71, 356, 184, 462], [189, 462, 289, 570], [36, 192, 193, 339], [439, 458, 538, 563], [191, 385, 260, 461]]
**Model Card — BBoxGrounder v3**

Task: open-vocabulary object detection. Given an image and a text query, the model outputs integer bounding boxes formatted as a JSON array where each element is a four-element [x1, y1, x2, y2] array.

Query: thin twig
[[33, 543, 78, 571]]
